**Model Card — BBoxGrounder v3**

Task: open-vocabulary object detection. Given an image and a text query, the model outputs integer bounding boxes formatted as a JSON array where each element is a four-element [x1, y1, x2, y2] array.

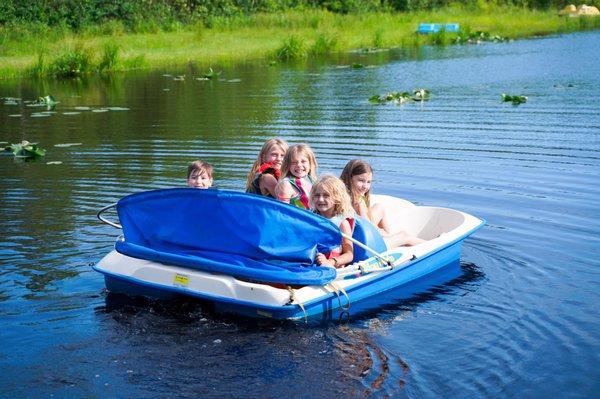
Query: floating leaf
[[369, 91, 412, 105], [54, 143, 82, 147], [4, 140, 46, 158], [202, 67, 222, 80], [501, 93, 527, 105], [412, 89, 431, 101]]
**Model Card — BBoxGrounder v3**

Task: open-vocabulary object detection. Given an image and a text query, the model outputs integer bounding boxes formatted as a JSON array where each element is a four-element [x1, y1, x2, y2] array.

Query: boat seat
[[352, 217, 388, 262]]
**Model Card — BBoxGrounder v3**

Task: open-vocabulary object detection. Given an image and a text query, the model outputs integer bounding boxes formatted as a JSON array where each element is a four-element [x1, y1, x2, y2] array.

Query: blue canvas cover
[[114, 188, 341, 285]]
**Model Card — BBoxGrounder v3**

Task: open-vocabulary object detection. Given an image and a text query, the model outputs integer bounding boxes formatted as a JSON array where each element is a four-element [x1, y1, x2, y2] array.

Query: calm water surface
[[1, 31, 599, 398]]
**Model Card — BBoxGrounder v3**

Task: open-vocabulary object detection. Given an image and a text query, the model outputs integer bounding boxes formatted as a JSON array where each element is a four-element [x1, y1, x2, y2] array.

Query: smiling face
[[263, 146, 285, 170], [311, 186, 334, 217], [289, 153, 310, 178], [351, 172, 372, 196], [187, 170, 213, 189]]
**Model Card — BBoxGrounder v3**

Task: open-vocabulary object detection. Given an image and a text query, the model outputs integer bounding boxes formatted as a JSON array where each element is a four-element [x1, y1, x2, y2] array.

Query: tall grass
[[1, 6, 599, 79]]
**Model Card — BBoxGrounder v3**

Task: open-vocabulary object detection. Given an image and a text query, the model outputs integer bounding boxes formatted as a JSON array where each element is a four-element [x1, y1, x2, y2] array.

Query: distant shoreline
[[1, 8, 599, 79]]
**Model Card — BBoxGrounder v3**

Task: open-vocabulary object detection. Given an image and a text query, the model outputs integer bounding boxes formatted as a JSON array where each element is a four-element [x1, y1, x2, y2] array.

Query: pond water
[[1, 31, 599, 398]]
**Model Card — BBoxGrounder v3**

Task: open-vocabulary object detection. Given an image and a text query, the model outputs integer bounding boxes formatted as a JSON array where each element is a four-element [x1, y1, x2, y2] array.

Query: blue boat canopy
[[114, 188, 342, 285]]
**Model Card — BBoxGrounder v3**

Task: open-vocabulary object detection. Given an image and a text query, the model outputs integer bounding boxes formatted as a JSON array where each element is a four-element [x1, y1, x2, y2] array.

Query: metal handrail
[[97, 203, 122, 229]]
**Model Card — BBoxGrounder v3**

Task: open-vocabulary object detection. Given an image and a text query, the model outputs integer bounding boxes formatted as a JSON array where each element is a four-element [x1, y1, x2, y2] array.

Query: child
[[245, 138, 288, 198], [340, 159, 424, 247], [310, 175, 354, 268], [275, 143, 318, 210], [187, 160, 214, 189]]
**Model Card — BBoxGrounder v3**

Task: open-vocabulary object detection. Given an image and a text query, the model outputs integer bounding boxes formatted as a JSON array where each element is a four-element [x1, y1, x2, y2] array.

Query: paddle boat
[[94, 188, 484, 320]]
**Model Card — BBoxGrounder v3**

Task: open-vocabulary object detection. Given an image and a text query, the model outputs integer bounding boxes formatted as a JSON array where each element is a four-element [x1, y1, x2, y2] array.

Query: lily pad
[[502, 93, 527, 105], [369, 91, 412, 105], [4, 140, 46, 158], [412, 89, 431, 101], [54, 143, 82, 147], [202, 67, 222, 80]]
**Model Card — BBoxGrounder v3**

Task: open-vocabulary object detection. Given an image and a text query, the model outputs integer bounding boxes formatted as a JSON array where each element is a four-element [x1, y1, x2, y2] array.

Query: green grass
[[1, 7, 599, 79]]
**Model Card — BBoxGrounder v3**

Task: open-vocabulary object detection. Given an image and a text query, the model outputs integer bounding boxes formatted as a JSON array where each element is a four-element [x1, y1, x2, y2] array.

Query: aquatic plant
[[4, 141, 46, 158], [369, 89, 431, 104], [48, 48, 92, 77], [369, 92, 412, 105], [311, 33, 337, 55], [502, 93, 527, 105], [276, 35, 307, 61], [455, 31, 509, 44], [352, 63, 365, 68], [413, 89, 430, 101], [97, 42, 120, 72], [202, 68, 221, 79]]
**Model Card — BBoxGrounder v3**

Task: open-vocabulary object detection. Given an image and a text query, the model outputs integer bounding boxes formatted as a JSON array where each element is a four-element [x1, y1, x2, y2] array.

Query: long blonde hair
[[340, 159, 374, 219], [280, 143, 318, 181], [245, 138, 288, 191], [310, 174, 354, 218]]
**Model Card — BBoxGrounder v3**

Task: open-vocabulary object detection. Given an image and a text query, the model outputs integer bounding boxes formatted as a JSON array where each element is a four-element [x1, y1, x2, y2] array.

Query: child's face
[[264, 147, 285, 170], [187, 170, 213, 189], [351, 172, 372, 196], [312, 187, 334, 215], [290, 153, 310, 178]]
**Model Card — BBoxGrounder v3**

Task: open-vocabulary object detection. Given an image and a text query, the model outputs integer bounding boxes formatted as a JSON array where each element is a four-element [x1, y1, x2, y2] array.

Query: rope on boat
[[287, 286, 308, 323], [334, 253, 416, 280], [328, 281, 350, 312]]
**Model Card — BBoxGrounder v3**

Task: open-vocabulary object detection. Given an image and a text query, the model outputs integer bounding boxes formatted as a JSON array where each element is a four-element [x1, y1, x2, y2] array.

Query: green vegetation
[[369, 89, 430, 104], [4, 141, 47, 158], [502, 93, 528, 104], [1, 2, 599, 79]]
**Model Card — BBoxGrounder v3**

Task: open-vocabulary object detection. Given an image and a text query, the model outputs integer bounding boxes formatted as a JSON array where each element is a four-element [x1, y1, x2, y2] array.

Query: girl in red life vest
[[310, 175, 354, 269], [275, 143, 318, 210], [341, 159, 425, 247], [245, 138, 288, 198]]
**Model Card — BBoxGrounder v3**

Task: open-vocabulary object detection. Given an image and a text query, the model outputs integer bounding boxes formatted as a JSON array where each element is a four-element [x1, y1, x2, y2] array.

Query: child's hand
[[316, 253, 331, 266]]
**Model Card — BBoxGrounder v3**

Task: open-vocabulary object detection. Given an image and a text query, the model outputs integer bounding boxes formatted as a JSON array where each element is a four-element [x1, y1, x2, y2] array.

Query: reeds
[[1, 6, 599, 79]]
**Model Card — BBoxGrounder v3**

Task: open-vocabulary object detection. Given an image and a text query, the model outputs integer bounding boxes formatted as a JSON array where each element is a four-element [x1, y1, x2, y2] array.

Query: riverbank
[[1, 7, 599, 79]]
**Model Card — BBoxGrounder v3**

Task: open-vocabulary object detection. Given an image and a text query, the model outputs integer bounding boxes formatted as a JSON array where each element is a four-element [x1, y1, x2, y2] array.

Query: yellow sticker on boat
[[173, 273, 189, 287]]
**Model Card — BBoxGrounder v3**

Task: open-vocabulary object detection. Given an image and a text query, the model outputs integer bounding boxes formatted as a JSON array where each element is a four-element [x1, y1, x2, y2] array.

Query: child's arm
[[260, 174, 279, 197], [275, 180, 294, 203], [316, 219, 354, 268]]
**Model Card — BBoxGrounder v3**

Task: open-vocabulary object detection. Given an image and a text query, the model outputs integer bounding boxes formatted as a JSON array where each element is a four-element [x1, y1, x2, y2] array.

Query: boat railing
[[97, 203, 122, 229]]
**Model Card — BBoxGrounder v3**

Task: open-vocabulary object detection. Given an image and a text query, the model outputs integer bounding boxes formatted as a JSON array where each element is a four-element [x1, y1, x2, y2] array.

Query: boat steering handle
[[97, 203, 122, 229]]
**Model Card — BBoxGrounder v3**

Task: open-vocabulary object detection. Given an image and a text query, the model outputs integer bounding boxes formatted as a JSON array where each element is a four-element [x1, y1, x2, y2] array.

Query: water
[[1, 31, 599, 397]]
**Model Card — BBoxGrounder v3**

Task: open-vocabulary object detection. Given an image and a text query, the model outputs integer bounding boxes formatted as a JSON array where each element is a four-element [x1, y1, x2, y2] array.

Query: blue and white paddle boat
[[94, 188, 484, 320]]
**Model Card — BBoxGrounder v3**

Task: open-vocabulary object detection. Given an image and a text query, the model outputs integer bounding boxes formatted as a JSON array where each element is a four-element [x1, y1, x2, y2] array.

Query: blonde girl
[[341, 159, 424, 247], [275, 143, 318, 210], [245, 138, 288, 198], [310, 175, 354, 268]]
